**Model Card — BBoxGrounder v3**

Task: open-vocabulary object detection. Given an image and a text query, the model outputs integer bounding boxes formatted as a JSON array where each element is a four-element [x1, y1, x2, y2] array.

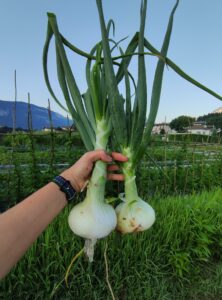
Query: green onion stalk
[[96, 0, 221, 233], [96, 0, 157, 233], [43, 14, 117, 260]]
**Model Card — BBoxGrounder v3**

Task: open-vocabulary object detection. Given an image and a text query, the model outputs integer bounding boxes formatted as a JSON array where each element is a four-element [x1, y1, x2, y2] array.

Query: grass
[[1, 189, 222, 299], [1, 133, 222, 298]]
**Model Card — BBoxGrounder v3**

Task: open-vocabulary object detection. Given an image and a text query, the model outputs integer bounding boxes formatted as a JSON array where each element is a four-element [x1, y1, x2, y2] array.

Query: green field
[[1, 132, 222, 299]]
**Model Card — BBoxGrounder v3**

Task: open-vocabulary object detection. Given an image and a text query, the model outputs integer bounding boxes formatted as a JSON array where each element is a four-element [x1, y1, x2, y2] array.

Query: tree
[[169, 115, 195, 132], [198, 113, 222, 129]]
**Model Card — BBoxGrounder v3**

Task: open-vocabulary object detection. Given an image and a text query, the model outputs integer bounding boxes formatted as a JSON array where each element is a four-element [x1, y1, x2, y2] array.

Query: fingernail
[[107, 156, 113, 162]]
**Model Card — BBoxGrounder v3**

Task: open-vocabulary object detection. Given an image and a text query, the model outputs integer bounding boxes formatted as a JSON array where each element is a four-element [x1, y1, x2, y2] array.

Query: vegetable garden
[[1, 0, 222, 299], [1, 132, 222, 299]]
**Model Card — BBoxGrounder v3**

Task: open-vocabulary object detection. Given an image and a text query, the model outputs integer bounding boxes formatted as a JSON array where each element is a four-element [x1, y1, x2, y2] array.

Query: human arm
[[0, 150, 127, 279]]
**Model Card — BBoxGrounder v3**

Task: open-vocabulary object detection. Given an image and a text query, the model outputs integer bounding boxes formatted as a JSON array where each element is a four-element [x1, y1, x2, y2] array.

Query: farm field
[[2, 132, 222, 208], [1, 132, 222, 299]]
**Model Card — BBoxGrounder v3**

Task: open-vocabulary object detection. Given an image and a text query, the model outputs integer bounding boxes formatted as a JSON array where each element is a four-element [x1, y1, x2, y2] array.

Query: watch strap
[[52, 175, 76, 203]]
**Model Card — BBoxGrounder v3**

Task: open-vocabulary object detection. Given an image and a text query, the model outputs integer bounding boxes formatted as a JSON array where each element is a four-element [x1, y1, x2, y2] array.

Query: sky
[[0, 0, 222, 123]]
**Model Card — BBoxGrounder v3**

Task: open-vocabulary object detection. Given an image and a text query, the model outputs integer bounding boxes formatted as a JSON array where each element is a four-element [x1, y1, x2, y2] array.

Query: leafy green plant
[[2, 189, 222, 299]]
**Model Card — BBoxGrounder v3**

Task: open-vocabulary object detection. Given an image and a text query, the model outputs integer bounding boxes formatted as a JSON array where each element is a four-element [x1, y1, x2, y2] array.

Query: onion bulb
[[68, 198, 117, 240], [68, 138, 116, 261], [116, 148, 156, 234], [115, 196, 155, 234]]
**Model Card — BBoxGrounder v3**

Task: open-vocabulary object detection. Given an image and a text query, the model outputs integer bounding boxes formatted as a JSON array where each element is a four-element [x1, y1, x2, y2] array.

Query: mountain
[[0, 100, 71, 130]]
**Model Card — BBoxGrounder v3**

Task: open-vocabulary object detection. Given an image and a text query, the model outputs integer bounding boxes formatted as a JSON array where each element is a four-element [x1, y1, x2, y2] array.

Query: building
[[42, 124, 75, 132], [152, 123, 174, 134], [187, 121, 214, 136]]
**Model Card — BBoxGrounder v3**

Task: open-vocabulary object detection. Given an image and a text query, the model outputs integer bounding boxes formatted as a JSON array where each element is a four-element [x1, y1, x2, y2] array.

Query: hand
[[61, 150, 128, 192]]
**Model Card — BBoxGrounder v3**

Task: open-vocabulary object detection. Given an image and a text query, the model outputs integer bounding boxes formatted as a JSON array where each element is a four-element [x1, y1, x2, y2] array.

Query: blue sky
[[0, 0, 222, 123]]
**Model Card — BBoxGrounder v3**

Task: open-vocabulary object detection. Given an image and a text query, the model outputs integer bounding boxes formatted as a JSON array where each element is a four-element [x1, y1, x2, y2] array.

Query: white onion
[[68, 199, 117, 240], [115, 197, 155, 234]]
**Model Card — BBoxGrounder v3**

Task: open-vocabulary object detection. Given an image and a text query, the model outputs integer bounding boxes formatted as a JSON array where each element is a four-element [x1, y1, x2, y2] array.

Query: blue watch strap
[[52, 175, 76, 203]]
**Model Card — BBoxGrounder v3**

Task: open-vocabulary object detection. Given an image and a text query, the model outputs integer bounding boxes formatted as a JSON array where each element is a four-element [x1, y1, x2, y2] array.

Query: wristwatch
[[52, 175, 77, 203]]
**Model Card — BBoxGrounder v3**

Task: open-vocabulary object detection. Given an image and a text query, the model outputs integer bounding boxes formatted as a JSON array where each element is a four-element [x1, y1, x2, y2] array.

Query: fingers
[[107, 164, 120, 172], [83, 150, 127, 182], [111, 152, 128, 162], [85, 150, 128, 164], [86, 150, 113, 163], [107, 173, 125, 181]]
